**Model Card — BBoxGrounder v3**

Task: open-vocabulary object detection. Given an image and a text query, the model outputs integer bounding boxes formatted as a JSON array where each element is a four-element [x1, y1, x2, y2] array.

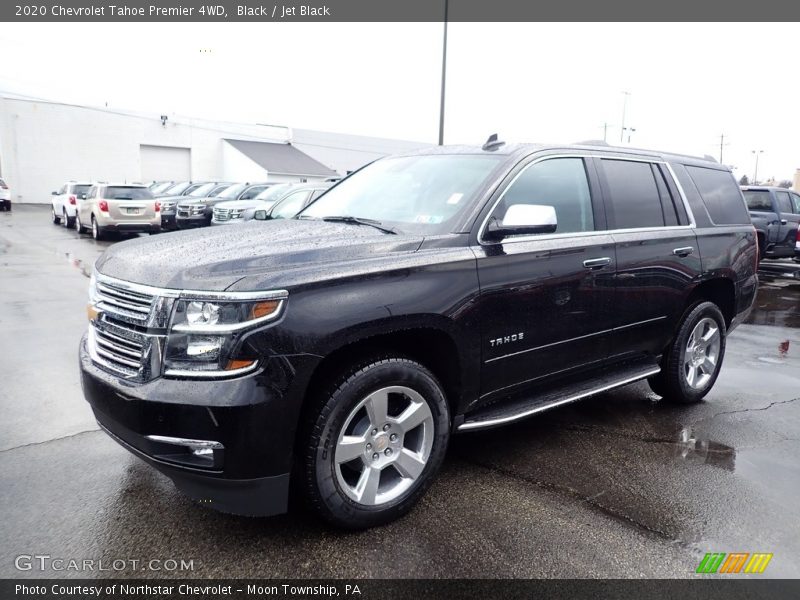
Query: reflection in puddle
[[746, 271, 800, 329], [60, 251, 93, 278], [675, 427, 736, 472]]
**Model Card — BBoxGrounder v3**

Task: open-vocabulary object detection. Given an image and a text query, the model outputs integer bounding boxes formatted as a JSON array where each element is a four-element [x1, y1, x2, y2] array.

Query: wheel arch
[[685, 277, 736, 328]]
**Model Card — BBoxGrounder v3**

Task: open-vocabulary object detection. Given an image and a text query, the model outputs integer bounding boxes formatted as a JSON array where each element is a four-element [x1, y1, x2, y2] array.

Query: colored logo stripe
[[744, 553, 773, 574], [697, 553, 726, 573], [696, 552, 773, 574]]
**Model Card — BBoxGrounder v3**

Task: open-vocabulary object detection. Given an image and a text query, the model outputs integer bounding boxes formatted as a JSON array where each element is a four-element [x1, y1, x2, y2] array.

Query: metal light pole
[[437, 0, 449, 146], [752, 150, 764, 184], [619, 91, 630, 143]]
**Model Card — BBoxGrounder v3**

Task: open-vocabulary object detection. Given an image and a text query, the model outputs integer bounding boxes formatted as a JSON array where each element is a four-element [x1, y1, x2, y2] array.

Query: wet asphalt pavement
[[1, 205, 799, 579]]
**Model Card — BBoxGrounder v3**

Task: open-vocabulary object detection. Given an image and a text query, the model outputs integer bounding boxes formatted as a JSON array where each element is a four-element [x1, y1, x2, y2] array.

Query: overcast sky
[[0, 22, 797, 181]]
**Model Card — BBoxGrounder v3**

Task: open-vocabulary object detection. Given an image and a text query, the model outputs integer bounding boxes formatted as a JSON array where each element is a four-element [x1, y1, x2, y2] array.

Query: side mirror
[[51, 191, 58, 195], [485, 204, 557, 240], [253, 210, 269, 221]]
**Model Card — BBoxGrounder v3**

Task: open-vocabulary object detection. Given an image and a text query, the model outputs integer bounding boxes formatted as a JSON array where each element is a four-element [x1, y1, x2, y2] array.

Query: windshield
[[255, 183, 292, 201], [188, 182, 219, 197], [164, 181, 192, 195], [216, 183, 248, 199], [300, 155, 503, 231], [150, 182, 173, 194]]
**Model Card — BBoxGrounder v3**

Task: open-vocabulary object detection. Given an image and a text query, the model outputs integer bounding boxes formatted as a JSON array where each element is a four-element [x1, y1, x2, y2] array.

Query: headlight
[[87, 272, 99, 321], [163, 293, 286, 377]]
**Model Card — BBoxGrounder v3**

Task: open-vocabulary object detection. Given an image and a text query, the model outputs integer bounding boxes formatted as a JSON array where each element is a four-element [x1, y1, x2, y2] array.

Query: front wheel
[[648, 301, 727, 404], [75, 213, 87, 234], [302, 357, 450, 529]]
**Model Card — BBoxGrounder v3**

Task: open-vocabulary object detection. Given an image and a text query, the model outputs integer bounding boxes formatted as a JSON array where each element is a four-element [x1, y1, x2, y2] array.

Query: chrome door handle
[[583, 257, 611, 269], [672, 246, 694, 257]]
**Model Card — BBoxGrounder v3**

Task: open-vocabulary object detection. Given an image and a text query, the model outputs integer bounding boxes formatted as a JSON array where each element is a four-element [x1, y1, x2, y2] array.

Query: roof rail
[[575, 140, 610, 146]]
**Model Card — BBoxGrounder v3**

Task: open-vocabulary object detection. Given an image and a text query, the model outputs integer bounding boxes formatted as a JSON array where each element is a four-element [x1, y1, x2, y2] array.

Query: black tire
[[91, 215, 104, 241], [75, 213, 88, 234], [52, 207, 61, 224], [648, 301, 727, 404], [63, 208, 75, 229], [302, 357, 450, 529]]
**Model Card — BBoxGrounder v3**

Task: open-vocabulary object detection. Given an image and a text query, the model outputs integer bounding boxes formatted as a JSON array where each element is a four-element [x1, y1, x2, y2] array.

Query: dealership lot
[[1, 205, 799, 578]]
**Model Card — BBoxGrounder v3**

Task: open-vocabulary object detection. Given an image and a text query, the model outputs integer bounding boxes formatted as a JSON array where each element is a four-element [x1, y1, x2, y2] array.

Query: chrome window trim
[[477, 153, 699, 246]]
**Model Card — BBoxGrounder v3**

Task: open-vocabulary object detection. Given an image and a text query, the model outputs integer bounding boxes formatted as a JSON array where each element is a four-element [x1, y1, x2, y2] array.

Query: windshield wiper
[[321, 216, 397, 234]]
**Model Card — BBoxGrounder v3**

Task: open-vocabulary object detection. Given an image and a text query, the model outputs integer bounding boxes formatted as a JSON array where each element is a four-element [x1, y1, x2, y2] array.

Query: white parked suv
[[51, 181, 91, 228], [0, 177, 11, 211]]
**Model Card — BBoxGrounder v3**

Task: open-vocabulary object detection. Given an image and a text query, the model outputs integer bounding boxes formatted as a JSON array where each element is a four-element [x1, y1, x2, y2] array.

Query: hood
[[95, 219, 424, 290], [214, 199, 268, 210]]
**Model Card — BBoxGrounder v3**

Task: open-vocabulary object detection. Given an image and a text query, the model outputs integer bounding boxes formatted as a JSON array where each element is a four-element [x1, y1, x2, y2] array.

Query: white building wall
[[291, 128, 428, 175], [0, 95, 427, 204]]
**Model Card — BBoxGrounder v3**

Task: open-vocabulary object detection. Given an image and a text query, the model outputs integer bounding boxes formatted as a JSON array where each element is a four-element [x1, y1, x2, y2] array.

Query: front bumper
[[161, 213, 177, 230], [176, 213, 209, 229], [79, 334, 308, 516]]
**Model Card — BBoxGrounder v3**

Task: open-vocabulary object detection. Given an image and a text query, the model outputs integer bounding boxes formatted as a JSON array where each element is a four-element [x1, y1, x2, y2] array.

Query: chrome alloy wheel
[[684, 317, 721, 389], [334, 386, 434, 506]]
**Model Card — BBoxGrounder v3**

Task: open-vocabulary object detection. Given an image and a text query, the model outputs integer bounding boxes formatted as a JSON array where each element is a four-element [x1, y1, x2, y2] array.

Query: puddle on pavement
[[745, 272, 800, 330]]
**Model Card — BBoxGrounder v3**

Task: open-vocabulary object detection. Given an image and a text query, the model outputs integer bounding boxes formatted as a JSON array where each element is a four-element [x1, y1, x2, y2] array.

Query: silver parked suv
[[77, 183, 161, 240]]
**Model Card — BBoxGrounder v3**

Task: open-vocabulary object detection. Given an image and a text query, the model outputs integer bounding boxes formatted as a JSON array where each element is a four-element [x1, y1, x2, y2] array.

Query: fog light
[[192, 447, 214, 458], [186, 336, 223, 357]]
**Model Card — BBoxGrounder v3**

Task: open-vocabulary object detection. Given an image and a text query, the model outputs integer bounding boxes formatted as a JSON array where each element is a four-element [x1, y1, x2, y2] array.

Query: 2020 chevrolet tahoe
[[79, 141, 758, 528]]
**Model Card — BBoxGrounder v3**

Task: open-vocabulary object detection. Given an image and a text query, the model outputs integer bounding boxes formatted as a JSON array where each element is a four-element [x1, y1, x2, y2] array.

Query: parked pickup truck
[[80, 140, 758, 529], [742, 186, 800, 261]]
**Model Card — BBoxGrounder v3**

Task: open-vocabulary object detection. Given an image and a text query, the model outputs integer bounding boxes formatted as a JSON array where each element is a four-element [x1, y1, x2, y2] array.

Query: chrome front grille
[[95, 279, 155, 325], [213, 207, 230, 221], [89, 323, 146, 378]]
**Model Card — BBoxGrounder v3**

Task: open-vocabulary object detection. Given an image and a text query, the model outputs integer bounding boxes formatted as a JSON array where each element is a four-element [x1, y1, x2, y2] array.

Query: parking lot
[[1, 204, 799, 578]]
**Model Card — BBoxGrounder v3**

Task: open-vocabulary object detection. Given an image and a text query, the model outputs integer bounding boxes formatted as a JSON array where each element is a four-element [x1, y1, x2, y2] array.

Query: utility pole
[[718, 134, 729, 163], [752, 150, 764, 184], [603, 122, 608, 142], [437, 0, 449, 146], [620, 91, 631, 143]]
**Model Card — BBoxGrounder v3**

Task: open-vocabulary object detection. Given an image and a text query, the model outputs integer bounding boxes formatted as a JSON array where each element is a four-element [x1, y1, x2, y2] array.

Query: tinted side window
[[775, 191, 793, 213], [790, 193, 800, 213], [685, 166, 750, 225], [494, 157, 594, 234], [601, 159, 664, 229]]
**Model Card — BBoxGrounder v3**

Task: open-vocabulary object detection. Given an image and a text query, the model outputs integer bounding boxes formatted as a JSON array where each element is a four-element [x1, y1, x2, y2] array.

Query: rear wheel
[[52, 207, 61, 224], [91, 215, 104, 241], [302, 357, 450, 529], [63, 208, 75, 229], [648, 301, 726, 404]]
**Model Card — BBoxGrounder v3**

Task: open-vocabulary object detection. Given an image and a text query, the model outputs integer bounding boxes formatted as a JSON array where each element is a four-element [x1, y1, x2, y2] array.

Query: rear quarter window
[[685, 166, 749, 225]]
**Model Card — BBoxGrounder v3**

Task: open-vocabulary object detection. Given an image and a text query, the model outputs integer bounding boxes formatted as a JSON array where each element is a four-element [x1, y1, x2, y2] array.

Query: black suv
[[79, 142, 758, 529]]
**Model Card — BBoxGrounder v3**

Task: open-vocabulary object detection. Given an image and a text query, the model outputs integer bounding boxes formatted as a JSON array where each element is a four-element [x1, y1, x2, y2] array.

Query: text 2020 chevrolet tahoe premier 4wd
[[79, 141, 758, 528]]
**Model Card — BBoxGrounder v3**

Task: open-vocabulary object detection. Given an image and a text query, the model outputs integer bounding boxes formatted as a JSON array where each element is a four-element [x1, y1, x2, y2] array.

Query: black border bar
[[3, 579, 800, 600], [4, 0, 800, 22]]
